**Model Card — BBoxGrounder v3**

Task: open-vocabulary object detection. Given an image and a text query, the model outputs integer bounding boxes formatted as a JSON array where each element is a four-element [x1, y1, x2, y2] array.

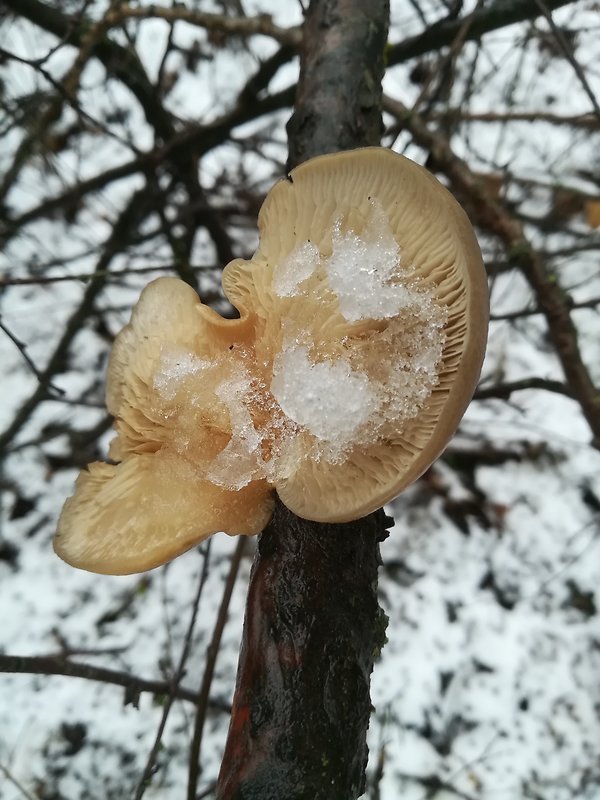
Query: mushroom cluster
[[55, 148, 488, 574]]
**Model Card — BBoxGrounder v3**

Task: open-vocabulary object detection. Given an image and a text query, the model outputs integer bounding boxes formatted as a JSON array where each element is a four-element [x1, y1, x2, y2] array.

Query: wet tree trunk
[[287, 0, 390, 168], [216, 2, 391, 798]]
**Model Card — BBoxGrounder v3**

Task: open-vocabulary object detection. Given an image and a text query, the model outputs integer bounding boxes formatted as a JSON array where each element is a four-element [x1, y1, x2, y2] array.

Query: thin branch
[[429, 109, 599, 129], [384, 94, 600, 448], [0, 185, 154, 455], [187, 537, 248, 800], [387, 0, 574, 66], [0, 157, 150, 246], [0, 653, 227, 709], [396, 771, 480, 800], [409, 0, 484, 116], [491, 294, 600, 321], [104, 5, 301, 48], [1, 79, 294, 247], [1, 0, 288, 271], [196, 782, 217, 799], [134, 545, 213, 800], [533, 0, 600, 119], [0, 316, 65, 396], [0, 763, 37, 800], [0, 6, 115, 203], [474, 377, 573, 400], [0, 46, 141, 153], [2, 0, 175, 140], [0, 264, 217, 287]]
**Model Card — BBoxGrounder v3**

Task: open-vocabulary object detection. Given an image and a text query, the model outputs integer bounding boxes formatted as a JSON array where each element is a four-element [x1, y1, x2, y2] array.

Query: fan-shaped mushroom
[[55, 147, 488, 574]]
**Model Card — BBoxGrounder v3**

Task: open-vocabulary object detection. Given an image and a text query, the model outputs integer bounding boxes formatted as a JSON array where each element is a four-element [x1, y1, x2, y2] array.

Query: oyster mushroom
[[55, 147, 488, 575]]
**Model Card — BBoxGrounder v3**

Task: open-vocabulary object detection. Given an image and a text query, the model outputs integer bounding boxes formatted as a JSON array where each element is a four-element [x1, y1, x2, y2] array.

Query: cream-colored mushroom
[[54, 147, 488, 574]]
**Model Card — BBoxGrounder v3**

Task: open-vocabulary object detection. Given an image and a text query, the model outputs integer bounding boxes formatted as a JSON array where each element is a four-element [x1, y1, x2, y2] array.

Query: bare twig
[[104, 5, 301, 48], [0, 653, 227, 709], [387, 0, 573, 65], [0, 5, 116, 203], [0, 186, 153, 454], [474, 377, 573, 400], [0, 264, 216, 287], [384, 94, 600, 448], [0, 316, 64, 396], [134, 545, 213, 800], [409, 0, 484, 116], [0, 763, 37, 800], [187, 537, 248, 800], [491, 294, 600, 322], [532, 0, 600, 119], [0, 47, 141, 153], [0, 79, 295, 248], [396, 771, 480, 800], [430, 109, 599, 129]]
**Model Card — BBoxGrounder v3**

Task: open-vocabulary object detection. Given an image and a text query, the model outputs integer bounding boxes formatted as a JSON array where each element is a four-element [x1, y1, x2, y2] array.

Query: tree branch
[[134, 547, 213, 800], [0, 184, 154, 454], [474, 377, 573, 400], [0, 653, 228, 710], [187, 537, 248, 800], [0, 316, 65, 396], [105, 5, 301, 48], [217, 499, 391, 800], [430, 109, 599, 129], [287, 0, 388, 166], [387, 0, 575, 66], [217, 3, 391, 797], [1, 77, 295, 248], [384, 94, 600, 448]]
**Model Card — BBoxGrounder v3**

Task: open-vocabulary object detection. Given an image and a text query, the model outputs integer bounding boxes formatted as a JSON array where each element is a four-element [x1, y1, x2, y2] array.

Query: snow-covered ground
[[1, 1, 600, 798]]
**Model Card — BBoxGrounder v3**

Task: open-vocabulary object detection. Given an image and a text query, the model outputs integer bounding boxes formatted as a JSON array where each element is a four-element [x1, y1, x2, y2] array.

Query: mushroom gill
[[55, 147, 488, 574]]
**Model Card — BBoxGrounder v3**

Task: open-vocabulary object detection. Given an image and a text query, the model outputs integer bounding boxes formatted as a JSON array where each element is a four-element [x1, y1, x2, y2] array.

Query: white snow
[[272, 240, 320, 297], [268, 199, 448, 462], [326, 200, 428, 322], [153, 346, 213, 402], [270, 344, 376, 460], [208, 374, 263, 490]]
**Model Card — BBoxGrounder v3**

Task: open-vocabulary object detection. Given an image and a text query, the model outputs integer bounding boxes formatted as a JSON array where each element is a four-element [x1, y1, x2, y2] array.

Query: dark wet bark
[[287, 0, 389, 168], [216, 2, 390, 799], [217, 500, 391, 800]]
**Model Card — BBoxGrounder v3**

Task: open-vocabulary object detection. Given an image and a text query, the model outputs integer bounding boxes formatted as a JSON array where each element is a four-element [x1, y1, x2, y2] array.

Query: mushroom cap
[[55, 147, 487, 574], [223, 147, 488, 521]]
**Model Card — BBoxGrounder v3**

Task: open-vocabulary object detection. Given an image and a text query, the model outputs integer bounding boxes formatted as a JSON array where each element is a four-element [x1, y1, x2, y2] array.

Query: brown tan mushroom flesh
[[55, 147, 487, 574], [54, 279, 273, 575]]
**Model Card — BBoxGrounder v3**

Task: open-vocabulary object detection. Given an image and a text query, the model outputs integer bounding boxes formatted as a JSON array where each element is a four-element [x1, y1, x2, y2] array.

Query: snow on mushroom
[[54, 148, 488, 575]]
